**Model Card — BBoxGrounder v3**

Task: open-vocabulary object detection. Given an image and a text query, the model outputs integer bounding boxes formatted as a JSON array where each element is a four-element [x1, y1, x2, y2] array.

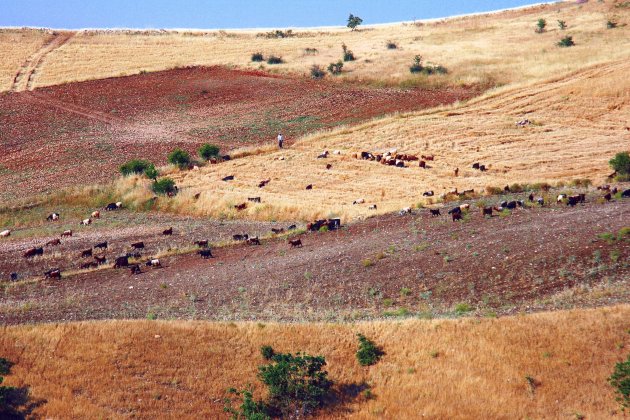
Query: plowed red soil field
[[1, 192, 628, 324], [0, 66, 479, 202]]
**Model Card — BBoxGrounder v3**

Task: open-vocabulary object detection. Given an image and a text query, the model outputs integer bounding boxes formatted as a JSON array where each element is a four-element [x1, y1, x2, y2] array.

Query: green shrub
[[607, 20, 618, 29], [167, 148, 191, 169], [536, 18, 547, 33], [310, 65, 326, 79], [557, 36, 575, 47], [342, 43, 355, 61], [119, 159, 152, 176], [347, 14, 363, 31], [608, 353, 630, 409], [144, 164, 159, 180], [610, 152, 630, 175], [409, 55, 423, 73], [386, 40, 398, 49], [251, 52, 264, 62], [267, 56, 283, 65], [0, 359, 12, 376], [558, 20, 567, 30], [356, 334, 384, 366], [199, 143, 220, 161], [152, 178, 176, 195], [261, 345, 275, 361], [409, 55, 447, 75], [327, 60, 344, 75], [455, 302, 473, 315], [224, 387, 270, 420]]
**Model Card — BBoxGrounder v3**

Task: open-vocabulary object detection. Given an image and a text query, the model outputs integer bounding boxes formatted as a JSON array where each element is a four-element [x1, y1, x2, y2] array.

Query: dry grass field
[[114, 58, 630, 222], [0, 305, 628, 418], [0, 29, 50, 91], [0, 1, 628, 92]]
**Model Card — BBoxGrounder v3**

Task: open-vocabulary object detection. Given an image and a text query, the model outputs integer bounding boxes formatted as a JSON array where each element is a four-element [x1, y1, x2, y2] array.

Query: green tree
[[610, 152, 630, 175], [609, 354, 630, 409], [144, 164, 159, 181], [199, 143, 220, 161], [347, 14, 363, 31], [167, 148, 191, 169], [536, 18, 547, 33], [224, 387, 270, 420], [356, 334, 385, 366], [119, 159, 152, 176], [151, 178, 176, 195]]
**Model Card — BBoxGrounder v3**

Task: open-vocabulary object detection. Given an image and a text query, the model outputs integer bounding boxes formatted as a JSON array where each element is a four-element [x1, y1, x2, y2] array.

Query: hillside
[[1, 306, 628, 418]]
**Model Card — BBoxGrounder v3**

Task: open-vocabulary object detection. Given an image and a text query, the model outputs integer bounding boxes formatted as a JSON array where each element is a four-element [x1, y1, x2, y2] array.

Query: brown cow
[[46, 238, 61, 247], [452, 212, 463, 222], [131, 241, 145, 249], [44, 268, 61, 279], [81, 249, 93, 258], [421, 155, 434, 161], [61, 230, 72, 237], [235, 203, 247, 211], [195, 240, 209, 248], [24, 247, 43, 258], [80, 261, 98, 270], [271, 228, 285, 234]]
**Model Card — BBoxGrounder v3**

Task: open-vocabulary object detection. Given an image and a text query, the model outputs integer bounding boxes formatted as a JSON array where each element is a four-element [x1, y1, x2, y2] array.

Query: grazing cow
[[80, 218, 92, 226], [44, 269, 61, 279], [258, 179, 271, 188], [459, 204, 470, 211], [1, 229, 11, 237], [317, 151, 329, 159], [352, 199, 365, 205], [81, 249, 93, 258], [472, 163, 480, 170], [287, 225, 297, 230], [326, 163, 332, 170], [247, 237, 261, 245], [271, 228, 285, 234], [361, 152, 374, 160], [94, 241, 108, 250], [80, 261, 98, 270], [504, 185, 511, 193], [479, 165, 487, 172], [163, 227, 173, 235], [289, 238, 303, 248], [506, 201, 517, 210], [198, 249, 213, 259], [222, 175, 235, 182], [116, 202, 123, 209], [448, 207, 462, 215], [622, 189, 630, 197], [114, 256, 129, 268], [567, 196, 580, 206], [577, 193, 586, 203], [146, 259, 161, 268], [126, 251, 141, 259], [305, 184, 313, 190], [482, 207, 493, 217], [129, 264, 142, 275], [10, 272, 18, 281], [105, 202, 118, 211], [604, 192, 612, 201], [131, 241, 145, 249], [536, 197, 544, 206], [46, 212, 60, 221], [46, 238, 61, 247], [23, 247, 43, 258], [423, 190, 434, 197], [429, 209, 441, 217], [233, 234, 248, 241], [421, 155, 434, 161], [528, 193, 534, 202], [452, 212, 463, 222], [419, 160, 426, 168], [91, 211, 100, 219], [248, 197, 261, 203], [557, 194, 567, 203], [234, 203, 247, 211], [195, 240, 209, 248], [61, 230, 72, 237], [94, 256, 107, 265], [611, 187, 618, 195], [368, 204, 377, 210], [400, 207, 412, 215]]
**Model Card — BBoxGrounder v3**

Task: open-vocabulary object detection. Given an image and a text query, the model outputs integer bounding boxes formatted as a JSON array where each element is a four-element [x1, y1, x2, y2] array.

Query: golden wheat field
[[1, 1, 628, 93], [0, 306, 628, 418]]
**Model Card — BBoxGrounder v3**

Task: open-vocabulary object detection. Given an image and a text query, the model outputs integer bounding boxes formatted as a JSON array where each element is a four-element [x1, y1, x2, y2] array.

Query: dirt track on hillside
[[0, 66, 479, 202], [1, 194, 628, 324]]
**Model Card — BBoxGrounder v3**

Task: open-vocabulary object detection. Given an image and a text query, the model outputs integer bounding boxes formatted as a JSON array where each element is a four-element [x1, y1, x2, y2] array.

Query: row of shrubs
[[251, 52, 283, 64]]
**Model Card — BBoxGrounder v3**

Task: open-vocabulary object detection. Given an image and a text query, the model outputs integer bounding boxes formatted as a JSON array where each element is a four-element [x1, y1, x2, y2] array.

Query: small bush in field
[[356, 334, 385, 366], [327, 60, 344, 75], [557, 36, 575, 47], [386, 40, 398, 49], [310, 65, 326, 79], [152, 178, 176, 195], [267, 55, 283, 65], [342, 43, 355, 61], [261, 345, 275, 360], [610, 152, 630, 175], [251, 52, 264, 62], [167, 148, 191, 169], [536, 18, 547, 33], [144, 163, 158, 180], [199, 143, 220, 161], [120, 159, 152, 176], [0, 358, 12, 376], [607, 20, 618, 29], [558, 20, 567, 30], [608, 354, 630, 409]]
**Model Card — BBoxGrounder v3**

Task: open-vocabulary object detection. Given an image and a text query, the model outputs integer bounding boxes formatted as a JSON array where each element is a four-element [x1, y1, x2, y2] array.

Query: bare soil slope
[[0, 306, 628, 418]]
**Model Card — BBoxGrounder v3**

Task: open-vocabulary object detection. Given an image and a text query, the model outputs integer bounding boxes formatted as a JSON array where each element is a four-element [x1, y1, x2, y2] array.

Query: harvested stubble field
[[0, 305, 628, 418], [1, 192, 628, 324]]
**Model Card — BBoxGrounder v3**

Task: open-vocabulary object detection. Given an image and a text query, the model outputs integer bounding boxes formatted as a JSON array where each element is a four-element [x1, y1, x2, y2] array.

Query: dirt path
[[11, 32, 73, 92]]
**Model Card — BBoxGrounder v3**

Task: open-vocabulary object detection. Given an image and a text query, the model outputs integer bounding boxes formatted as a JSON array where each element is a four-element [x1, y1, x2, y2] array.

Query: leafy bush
[[536, 18, 547, 33], [261, 345, 275, 361], [267, 56, 283, 65], [199, 143, 220, 161], [607, 20, 618, 29], [347, 14, 363, 31], [409, 55, 447, 75], [224, 387, 270, 420], [356, 334, 384, 366], [310, 65, 326, 79], [558, 20, 567, 30], [557, 36, 575, 47], [167, 148, 191, 169], [251, 52, 264, 62], [144, 164, 159, 180], [409, 55, 423, 73], [455, 302, 473, 315], [0, 359, 12, 376], [610, 152, 630, 175], [327, 61, 344, 75], [120, 159, 152, 176], [609, 353, 630, 409], [386, 40, 398, 49], [342, 43, 355, 61], [152, 178, 176, 195]]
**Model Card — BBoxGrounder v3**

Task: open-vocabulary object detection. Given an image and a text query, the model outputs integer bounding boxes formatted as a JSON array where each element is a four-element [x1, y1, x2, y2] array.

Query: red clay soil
[[1, 194, 628, 324], [0, 66, 479, 202]]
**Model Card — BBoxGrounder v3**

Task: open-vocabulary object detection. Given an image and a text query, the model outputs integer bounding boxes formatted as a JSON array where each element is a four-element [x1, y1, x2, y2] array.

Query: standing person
[[277, 132, 284, 149]]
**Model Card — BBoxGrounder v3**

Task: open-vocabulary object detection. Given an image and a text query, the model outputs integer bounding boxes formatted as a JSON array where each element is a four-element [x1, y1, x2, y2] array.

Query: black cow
[[233, 234, 248, 241], [195, 240, 209, 248], [622, 189, 630, 197], [129, 264, 142, 275], [162, 227, 173, 235], [81, 249, 93, 258], [94, 241, 108, 250], [198, 249, 213, 259], [10, 272, 18, 281], [447, 207, 462, 215], [24, 247, 43, 259], [131, 241, 145, 249], [114, 256, 129, 268], [429, 209, 441, 217], [105, 202, 118, 211], [222, 175, 235, 182], [287, 224, 297, 230]]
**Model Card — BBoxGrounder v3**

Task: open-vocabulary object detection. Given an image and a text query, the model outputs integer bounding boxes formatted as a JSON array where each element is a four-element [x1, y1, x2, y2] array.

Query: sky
[[0, 0, 550, 29]]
